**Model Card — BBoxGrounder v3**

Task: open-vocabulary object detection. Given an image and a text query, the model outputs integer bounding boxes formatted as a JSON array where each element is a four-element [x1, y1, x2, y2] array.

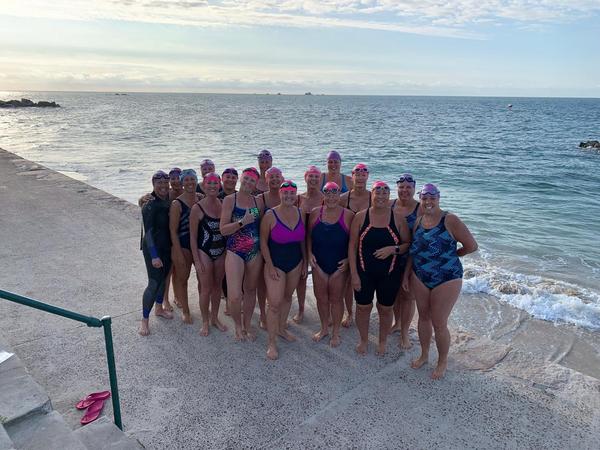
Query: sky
[[1, 0, 599, 97]]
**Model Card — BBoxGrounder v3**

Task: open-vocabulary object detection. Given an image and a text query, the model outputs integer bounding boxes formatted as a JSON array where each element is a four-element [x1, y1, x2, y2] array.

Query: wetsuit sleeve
[[142, 202, 159, 259]]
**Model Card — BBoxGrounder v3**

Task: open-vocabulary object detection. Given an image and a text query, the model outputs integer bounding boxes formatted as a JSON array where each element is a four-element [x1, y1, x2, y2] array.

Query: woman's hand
[[402, 272, 411, 292], [351, 273, 361, 292], [241, 208, 255, 226], [267, 262, 280, 281], [337, 258, 349, 272], [301, 261, 308, 279], [195, 261, 205, 274], [373, 246, 396, 260], [172, 248, 184, 266], [151, 257, 163, 269]]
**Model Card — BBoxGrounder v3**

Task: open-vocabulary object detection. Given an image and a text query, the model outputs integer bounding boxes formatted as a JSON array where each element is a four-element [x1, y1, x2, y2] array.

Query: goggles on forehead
[[168, 167, 182, 177], [222, 167, 238, 177], [152, 170, 169, 181], [323, 187, 340, 194], [280, 180, 297, 191], [419, 183, 441, 198], [242, 167, 260, 180], [396, 174, 416, 185]]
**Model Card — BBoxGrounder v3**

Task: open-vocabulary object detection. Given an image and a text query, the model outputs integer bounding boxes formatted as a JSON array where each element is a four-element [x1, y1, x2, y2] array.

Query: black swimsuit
[[197, 204, 225, 261], [347, 192, 371, 213], [175, 198, 191, 250]]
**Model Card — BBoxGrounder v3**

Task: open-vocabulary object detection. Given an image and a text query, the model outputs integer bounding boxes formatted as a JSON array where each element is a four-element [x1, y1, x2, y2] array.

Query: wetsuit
[[268, 208, 305, 273], [410, 213, 463, 289], [346, 192, 371, 213], [197, 205, 225, 260], [141, 192, 172, 318], [392, 200, 420, 231], [355, 209, 403, 307], [311, 207, 349, 275], [175, 198, 192, 250], [226, 193, 261, 262], [321, 174, 349, 193]]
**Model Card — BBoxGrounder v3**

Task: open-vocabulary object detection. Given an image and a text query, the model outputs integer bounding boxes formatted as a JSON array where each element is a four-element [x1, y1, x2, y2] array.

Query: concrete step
[[73, 417, 143, 450], [0, 426, 15, 450], [5, 411, 86, 450]]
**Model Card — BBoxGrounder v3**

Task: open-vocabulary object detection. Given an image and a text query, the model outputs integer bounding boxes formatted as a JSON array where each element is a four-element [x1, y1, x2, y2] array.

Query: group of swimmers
[[139, 150, 478, 379]]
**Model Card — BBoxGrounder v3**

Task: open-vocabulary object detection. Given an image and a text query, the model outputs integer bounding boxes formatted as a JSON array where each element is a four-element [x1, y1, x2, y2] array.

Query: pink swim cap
[[203, 172, 220, 183], [352, 163, 369, 173], [242, 167, 260, 180], [280, 180, 298, 192], [266, 166, 282, 179], [372, 180, 389, 190], [304, 165, 321, 178], [323, 181, 340, 192]]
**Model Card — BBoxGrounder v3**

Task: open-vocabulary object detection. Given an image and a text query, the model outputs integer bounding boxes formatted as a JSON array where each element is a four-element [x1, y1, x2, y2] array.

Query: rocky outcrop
[[0, 98, 60, 108], [579, 140, 600, 149]]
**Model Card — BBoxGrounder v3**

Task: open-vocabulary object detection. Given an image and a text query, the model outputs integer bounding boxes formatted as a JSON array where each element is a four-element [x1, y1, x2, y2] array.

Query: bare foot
[[411, 354, 429, 369], [259, 317, 267, 330], [162, 300, 174, 312], [199, 323, 209, 336], [266, 344, 279, 360], [233, 328, 245, 342], [244, 328, 257, 342], [155, 307, 173, 319], [399, 333, 413, 350], [431, 360, 448, 380], [278, 330, 297, 342], [341, 313, 353, 328], [312, 329, 329, 342], [355, 341, 368, 355], [330, 334, 341, 348], [138, 320, 150, 336], [174, 298, 182, 308], [210, 318, 228, 332], [375, 342, 387, 356], [292, 311, 304, 324], [389, 323, 401, 334], [182, 313, 193, 324]]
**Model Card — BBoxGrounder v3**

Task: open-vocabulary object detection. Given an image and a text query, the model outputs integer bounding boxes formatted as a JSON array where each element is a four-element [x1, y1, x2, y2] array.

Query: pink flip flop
[[80, 399, 105, 425], [76, 391, 111, 410]]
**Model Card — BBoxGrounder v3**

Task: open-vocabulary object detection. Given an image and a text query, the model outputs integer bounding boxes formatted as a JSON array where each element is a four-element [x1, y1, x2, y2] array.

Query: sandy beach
[[1, 146, 599, 449]]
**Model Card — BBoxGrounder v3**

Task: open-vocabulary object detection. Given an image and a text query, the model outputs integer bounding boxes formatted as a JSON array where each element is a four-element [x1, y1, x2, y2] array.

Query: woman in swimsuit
[[294, 165, 324, 324], [319, 150, 353, 194], [403, 183, 478, 380], [170, 169, 199, 325], [256, 166, 283, 329], [255, 150, 272, 193], [219, 167, 238, 315], [308, 182, 354, 347], [260, 180, 307, 360], [190, 172, 228, 336], [220, 167, 265, 341], [349, 181, 411, 356], [139, 171, 174, 336], [338, 163, 371, 328], [390, 173, 421, 349]]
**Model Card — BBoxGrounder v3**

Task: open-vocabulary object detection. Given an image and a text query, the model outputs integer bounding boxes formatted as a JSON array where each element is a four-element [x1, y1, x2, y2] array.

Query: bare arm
[[395, 212, 411, 255], [348, 210, 364, 290], [260, 211, 279, 280], [445, 213, 478, 256], [169, 200, 183, 260], [306, 208, 319, 268], [339, 191, 349, 207], [219, 195, 238, 236], [189, 203, 204, 272]]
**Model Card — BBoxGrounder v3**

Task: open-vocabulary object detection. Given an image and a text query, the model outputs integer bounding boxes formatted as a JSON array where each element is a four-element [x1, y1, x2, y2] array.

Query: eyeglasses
[[396, 174, 415, 184]]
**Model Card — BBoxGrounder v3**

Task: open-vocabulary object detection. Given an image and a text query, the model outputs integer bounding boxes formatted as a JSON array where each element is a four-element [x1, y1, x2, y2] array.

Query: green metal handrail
[[0, 289, 122, 430]]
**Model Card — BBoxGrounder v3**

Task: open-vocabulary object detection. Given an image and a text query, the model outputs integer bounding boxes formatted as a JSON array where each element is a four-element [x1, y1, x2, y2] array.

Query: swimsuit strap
[[346, 192, 351, 209], [198, 203, 206, 215], [391, 199, 397, 209], [233, 192, 237, 208], [337, 208, 349, 234], [385, 210, 400, 274], [341, 175, 347, 191], [357, 209, 371, 272]]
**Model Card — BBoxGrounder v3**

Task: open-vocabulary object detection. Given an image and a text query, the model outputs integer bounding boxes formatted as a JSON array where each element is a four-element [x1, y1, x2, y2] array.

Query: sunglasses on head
[[396, 175, 415, 184]]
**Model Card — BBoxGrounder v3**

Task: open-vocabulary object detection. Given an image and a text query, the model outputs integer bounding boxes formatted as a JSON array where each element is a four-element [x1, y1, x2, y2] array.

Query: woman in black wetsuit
[[348, 181, 411, 356], [139, 171, 174, 336], [190, 172, 228, 337]]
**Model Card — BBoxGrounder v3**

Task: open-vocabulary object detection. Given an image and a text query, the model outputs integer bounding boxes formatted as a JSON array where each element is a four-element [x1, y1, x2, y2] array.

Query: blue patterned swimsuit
[[409, 213, 463, 289]]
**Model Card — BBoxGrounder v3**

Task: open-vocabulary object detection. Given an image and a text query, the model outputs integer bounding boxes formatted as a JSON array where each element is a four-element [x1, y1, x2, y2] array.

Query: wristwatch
[[238, 220, 243, 228], [394, 245, 400, 255]]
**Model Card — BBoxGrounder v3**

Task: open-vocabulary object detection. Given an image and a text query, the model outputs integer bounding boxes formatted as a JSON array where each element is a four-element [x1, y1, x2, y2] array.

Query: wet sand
[[1, 147, 598, 449]]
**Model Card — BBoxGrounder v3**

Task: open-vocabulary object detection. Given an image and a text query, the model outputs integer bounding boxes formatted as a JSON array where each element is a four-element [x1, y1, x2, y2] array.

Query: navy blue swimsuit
[[410, 213, 463, 289], [311, 207, 349, 275]]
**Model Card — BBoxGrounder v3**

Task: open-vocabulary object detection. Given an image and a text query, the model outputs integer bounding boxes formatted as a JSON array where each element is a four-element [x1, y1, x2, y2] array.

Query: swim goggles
[[258, 149, 272, 161], [242, 167, 260, 180], [323, 181, 340, 193], [372, 181, 390, 192], [396, 174, 416, 185], [168, 167, 182, 178], [152, 170, 169, 181], [222, 167, 238, 177], [352, 163, 369, 174], [419, 183, 440, 198], [280, 180, 297, 191]]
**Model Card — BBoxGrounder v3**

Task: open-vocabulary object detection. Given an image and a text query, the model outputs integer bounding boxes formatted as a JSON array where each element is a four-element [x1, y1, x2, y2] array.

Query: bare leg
[[173, 249, 193, 324], [342, 279, 354, 327], [355, 303, 372, 355], [265, 267, 286, 360], [411, 274, 432, 369], [138, 319, 150, 336], [257, 271, 268, 330], [430, 279, 462, 380], [162, 268, 175, 311], [154, 303, 173, 319], [241, 255, 263, 341], [397, 287, 416, 349], [390, 291, 402, 333], [376, 303, 393, 356], [225, 251, 245, 341], [293, 276, 306, 324], [328, 270, 347, 347], [312, 269, 330, 342], [279, 265, 302, 342], [210, 255, 227, 332], [197, 251, 214, 336]]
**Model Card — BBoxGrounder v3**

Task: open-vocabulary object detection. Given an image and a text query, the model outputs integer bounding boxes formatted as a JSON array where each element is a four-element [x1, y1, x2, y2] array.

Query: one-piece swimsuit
[[268, 208, 305, 273], [226, 193, 260, 262], [197, 204, 225, 261], [311, 207, 349, 275]]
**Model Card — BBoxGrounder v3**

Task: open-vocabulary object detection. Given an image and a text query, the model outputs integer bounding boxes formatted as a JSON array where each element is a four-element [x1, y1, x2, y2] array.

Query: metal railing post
[[101, 316, 122, 430]]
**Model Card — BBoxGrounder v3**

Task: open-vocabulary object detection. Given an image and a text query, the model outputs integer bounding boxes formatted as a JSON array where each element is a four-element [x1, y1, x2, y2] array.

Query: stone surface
[[0, 426, 15, 450], [73, 417, 142, 450], [5, 411, 86, 450]]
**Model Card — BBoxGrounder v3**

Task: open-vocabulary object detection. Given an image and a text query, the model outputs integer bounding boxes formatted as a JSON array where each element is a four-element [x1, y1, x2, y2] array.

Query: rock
[[0, 99, 60, 108], [579, 140, 600, 149]]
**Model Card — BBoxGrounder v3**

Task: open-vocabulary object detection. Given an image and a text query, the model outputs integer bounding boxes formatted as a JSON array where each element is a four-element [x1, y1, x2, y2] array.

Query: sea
[[1, 91, 599, 331]]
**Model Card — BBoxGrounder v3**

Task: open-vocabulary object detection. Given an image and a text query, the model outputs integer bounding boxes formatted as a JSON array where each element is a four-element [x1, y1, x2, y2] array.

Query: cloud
[[3, 0, 599, 39]]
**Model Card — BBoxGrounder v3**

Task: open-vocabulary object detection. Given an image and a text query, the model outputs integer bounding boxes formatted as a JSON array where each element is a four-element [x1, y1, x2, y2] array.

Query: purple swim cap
[[419, 183, 441, 198], [258, 149, 272, 161], [327, 150, 341, 161]]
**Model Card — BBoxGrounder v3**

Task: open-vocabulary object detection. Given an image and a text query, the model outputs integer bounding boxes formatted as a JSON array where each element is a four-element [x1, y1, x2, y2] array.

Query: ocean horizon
[[1, 91, 599, 331]]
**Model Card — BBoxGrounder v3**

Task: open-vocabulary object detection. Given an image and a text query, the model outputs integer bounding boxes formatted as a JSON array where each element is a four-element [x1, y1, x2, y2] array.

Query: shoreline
[[1, 147, 598, 448]]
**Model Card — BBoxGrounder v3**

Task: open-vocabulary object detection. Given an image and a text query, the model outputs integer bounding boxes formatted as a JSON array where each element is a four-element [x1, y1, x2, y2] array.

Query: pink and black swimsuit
[[268, 208, 305, 273]]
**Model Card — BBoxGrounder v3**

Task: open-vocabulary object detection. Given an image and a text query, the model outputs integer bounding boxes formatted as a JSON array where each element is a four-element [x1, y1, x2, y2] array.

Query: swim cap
[[180, 169, 198, 183], [419, 183, 440, 198], [222, 167, 238, 177], [152, 170, 169, 182], [168, 167, 182, 177], [352, 163, 369, 173], [323, 181, 340, 192], [304, 165, 321, 178], [258, 150, 273, 161], [203, 172, 220, 183], [200, 159, 215, 169], [372, 180, 390, 190], [266, 166, 283, 179], [396, 173, 416, 186], [327, 150, 341, 161], [242, 167, 260, 180], [280, 180, 297, 192]]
